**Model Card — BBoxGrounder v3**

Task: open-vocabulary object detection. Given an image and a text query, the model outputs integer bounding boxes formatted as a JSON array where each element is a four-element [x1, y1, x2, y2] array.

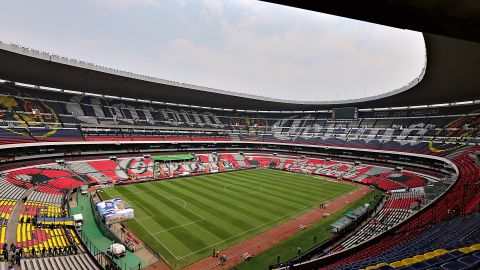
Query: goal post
[[151, 153, 196, 180]]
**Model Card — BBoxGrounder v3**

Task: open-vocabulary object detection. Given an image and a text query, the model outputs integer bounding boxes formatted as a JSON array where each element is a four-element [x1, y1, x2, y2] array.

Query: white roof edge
[[0, 40, 427, 106]]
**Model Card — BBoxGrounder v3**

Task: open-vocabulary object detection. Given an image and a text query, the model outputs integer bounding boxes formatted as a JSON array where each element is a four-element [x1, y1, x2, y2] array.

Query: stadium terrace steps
[[0, 176, 28, 200], [86, 160, 129, 181], [20, 254, 100, 270], [68, 162, 110, 183], [28, 190, 63, 205]]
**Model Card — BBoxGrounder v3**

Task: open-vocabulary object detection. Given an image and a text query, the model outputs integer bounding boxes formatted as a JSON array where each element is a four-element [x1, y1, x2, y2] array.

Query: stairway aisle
[[5, 187, 34, 246]]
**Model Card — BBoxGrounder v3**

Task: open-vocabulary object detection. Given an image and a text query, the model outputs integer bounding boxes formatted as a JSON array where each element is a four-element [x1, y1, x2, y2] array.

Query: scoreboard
[[332, 107, 358, 120]]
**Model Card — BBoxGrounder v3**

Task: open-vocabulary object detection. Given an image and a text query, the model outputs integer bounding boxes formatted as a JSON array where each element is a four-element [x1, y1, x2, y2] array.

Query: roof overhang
[[0, 1, 479, 110]]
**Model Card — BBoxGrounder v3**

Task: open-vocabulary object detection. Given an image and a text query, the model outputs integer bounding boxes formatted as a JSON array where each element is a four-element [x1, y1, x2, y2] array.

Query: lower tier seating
[[17, 201, 75, 251], [319, 149, 480, 269], [0, 176, 27, 200], [20, 201, 63, 220], [0, 199, 16, 226], [333, 190, 424, 252], [349, 213, 480, 270], [28, 190, 64, 205]]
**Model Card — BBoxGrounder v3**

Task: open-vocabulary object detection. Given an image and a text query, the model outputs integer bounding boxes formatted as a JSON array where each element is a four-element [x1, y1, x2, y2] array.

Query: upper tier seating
[[0, 83, 479, 155]]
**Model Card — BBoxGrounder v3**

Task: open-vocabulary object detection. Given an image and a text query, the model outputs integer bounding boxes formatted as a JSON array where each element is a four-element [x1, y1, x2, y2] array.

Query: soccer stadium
[[0, 1, 479, 270]]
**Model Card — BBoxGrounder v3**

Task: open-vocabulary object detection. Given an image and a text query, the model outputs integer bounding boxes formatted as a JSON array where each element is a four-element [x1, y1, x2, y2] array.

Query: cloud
[[0, 0, 425, 102], [204, 0, 224, 16], [87, 0, 161, 10], [154, 18, 424, 101]]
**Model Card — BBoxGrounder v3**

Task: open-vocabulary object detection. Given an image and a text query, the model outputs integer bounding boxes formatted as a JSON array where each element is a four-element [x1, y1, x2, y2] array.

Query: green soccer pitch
[[100, 168, 357, 269]]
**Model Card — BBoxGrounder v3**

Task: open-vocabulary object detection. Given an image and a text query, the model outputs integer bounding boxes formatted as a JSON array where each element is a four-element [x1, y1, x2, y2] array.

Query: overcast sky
[[0, 0, 425, 102]]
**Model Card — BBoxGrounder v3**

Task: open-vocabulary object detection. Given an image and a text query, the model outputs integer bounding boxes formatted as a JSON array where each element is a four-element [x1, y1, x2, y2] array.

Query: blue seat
[[396, 266, 416, 270], [377, 265, 394, 270], [424, 257, 443, 266], [409, 261, 429, 269], [447, 250, 464, 258], [436, 251, 462, 262], [458, 254, 480, 269], [471, 250, 480, 259], [440, 260, 468, 270]]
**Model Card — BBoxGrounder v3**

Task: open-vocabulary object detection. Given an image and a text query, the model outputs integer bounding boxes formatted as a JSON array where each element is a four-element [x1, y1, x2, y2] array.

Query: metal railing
[[76, 229, 143, 270]]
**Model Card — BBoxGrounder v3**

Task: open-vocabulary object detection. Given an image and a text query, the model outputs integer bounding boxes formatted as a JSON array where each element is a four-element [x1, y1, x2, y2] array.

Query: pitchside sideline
[[101, 168, 357, 269]]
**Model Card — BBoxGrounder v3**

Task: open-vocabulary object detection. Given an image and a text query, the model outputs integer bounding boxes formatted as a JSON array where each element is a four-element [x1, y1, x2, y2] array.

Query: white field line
[[134, 203, 205, 260], [114, 184, 196, 261], [218, 174, 334, 208], [152, 218, 205, 234], [111, 189, 205, 221], [123, 190, 206, 236], [108, 173, 356, 260], [134, 216, 180, 261], [129, 200, 154, 219], [175, 187, 355, 260], [165, 196, 187, 208], [223, 183, 263, 195]]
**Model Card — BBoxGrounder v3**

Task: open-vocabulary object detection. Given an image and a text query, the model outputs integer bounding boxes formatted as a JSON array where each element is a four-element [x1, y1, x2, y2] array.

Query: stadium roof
[[263, 1, 480, 44], [0, 1, 479, 111]]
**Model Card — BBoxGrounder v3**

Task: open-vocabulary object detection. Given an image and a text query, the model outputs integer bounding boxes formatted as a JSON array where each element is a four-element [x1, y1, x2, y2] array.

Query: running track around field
[[144, 182, 371, 270]]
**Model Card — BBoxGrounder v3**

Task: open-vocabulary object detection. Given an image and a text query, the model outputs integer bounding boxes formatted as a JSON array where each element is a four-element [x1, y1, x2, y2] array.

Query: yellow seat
[[57, 229, 66, 246], [389, 261, 406, 268], [459, 246, 475, 253], [470, 243, 480, 250], [364, 262, 387, 269], [27, 223, 31, 243], [69, 229, 80, 244], [46, 229, 53, 248], [413, 254, 428, 261], [423, 251, 438, 258], [16, 224, 21, 243], [52, 231, 58, 247], [433, 249, 447, 255], [401, 258, 418, 265], [22, 223, 26, 244], [0, 227, 6, 244]]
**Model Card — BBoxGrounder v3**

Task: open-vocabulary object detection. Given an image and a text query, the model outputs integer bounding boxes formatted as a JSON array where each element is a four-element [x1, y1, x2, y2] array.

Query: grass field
[[101, 168, 357, 269], [236, 189, 382, 270]]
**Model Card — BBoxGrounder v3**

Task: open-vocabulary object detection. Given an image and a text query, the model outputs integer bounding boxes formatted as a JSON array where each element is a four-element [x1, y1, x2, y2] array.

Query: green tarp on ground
[[152, 153, 194, 161], [71, 194, 145, 269]]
